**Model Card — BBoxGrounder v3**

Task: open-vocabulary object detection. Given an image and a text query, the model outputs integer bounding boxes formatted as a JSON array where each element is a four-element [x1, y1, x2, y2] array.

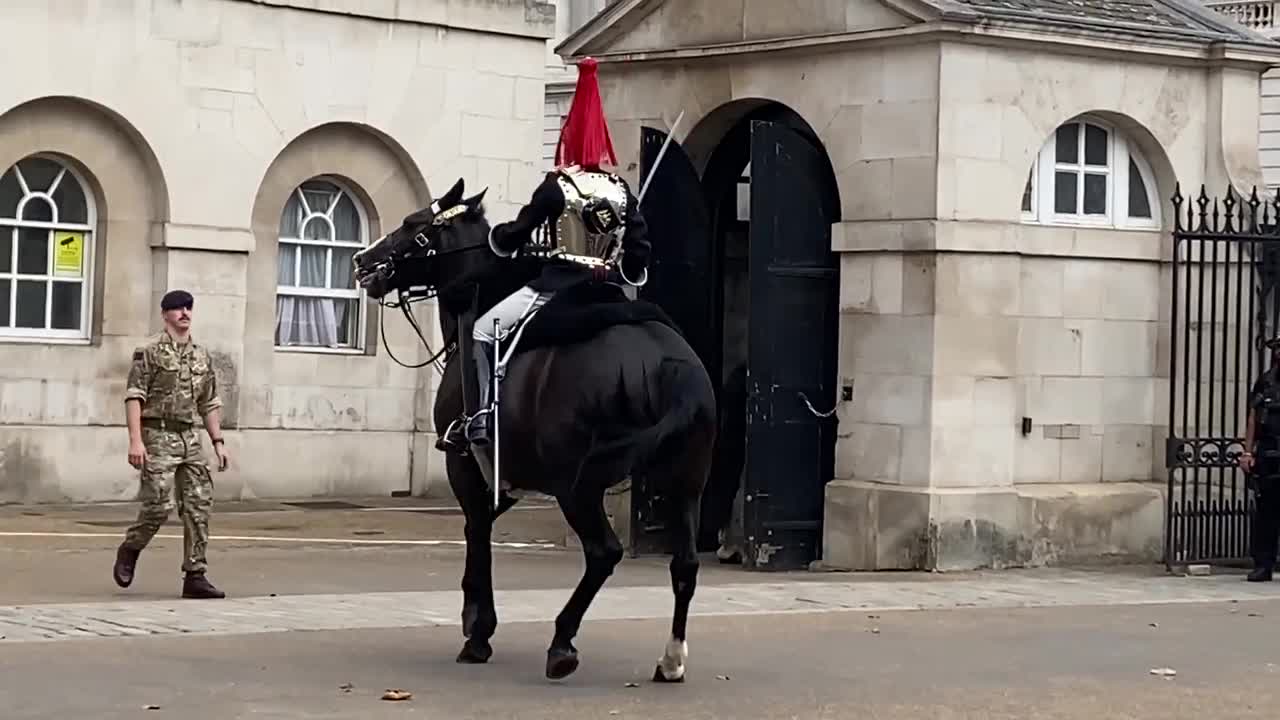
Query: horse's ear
[[464, 188, 487, 209], [437, 178, 465, 208]]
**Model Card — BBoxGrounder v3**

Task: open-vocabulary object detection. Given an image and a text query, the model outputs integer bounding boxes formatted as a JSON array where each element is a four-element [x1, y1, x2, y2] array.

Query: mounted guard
[[438, 56, 652, 453]]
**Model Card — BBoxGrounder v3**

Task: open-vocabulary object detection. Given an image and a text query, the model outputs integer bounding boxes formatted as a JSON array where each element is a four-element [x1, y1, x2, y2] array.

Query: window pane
[[1128, 158, 1152, 219], [0, 279, 9, 326], [274, 296, 358, 347], [21, 197, 53, 223], [50, 281, 81, 330], [0, 229, 11, 273], [1054, 171, 1078, 214], [302, 184, 336, 215], [1056, 124, 1079, 164], [333, 193, 361, 243], [331, 247, 356, 290], [299, 246, 328, 287], [1084, 124, 1108, 166], [334, 298, 358, 346], [19, 158, 61, 193], [277, 243, 297, 286], [15, 279, 46, 328], [279, 193, 304, 238], [17, 227, 48, 274], [51, 172, 88, 224], [303, 216, 331, 242], [1083, 173, 1107, 215], [1021, 169, 1033, 213], [0, 168, 20, 219]]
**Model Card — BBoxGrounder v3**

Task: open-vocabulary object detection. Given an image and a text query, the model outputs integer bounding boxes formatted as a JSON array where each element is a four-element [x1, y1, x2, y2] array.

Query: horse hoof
[[545, 648, 580, 680], [652, 664, 687, 683], [456, 641, 492, 664]]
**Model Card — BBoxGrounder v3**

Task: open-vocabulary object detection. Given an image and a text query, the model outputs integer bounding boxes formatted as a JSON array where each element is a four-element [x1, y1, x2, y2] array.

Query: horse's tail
[[585, 357, 713, 470]]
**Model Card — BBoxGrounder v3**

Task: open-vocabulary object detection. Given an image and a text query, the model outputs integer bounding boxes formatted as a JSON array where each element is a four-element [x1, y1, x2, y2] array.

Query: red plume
[[555, 57, 617, 170]]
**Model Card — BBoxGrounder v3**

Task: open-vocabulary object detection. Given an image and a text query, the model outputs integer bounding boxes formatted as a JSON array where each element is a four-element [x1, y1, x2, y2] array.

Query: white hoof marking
[[657, 636, 688, 681]]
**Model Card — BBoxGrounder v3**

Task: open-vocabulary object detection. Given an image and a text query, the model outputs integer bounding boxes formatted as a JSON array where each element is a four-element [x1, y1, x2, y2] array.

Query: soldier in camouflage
[[112, 289, 231, 599]]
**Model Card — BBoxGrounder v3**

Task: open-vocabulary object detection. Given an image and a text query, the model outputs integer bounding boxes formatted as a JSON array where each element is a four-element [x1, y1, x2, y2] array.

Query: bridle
[[367, 203, 492, 373]]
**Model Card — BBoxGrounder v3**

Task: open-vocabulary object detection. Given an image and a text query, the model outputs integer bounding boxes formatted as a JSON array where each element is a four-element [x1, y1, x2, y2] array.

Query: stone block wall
[[0, 0, 552, 503]]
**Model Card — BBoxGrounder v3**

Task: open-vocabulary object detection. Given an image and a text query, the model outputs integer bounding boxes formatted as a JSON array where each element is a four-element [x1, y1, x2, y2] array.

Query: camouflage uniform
[[120, 332, 222, 575]]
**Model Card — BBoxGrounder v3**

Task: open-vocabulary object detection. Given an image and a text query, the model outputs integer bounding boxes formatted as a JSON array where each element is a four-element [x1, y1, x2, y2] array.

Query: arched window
[[274, 178, 369, 350], [0, 154, 95, 341], [1021, 117, 1159, 230]]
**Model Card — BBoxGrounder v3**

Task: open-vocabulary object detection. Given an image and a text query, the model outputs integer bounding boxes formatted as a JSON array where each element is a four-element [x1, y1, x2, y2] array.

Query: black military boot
[[182, 571, 226, 599], [1247, 566, 1273, 582], [112, 544, 140, 588]]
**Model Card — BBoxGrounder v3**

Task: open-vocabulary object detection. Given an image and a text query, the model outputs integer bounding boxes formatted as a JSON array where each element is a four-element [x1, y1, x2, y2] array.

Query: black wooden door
[[631, 125, 715, 555], [743, 120, 840, 571]]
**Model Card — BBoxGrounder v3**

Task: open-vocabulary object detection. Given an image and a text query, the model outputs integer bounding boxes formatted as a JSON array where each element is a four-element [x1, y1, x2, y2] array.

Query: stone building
[[1204, 1, 1280, 186], [557, 0, 1280, 570], [0, 0, 554, 503]]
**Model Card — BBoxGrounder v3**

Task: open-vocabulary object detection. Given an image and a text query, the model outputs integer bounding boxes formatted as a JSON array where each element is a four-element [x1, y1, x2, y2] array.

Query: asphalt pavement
[[1, 496, 1278, 719]]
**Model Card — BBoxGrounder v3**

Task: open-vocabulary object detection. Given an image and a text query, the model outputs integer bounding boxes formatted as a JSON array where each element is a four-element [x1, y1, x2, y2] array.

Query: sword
[[637, 110, 686, 205]]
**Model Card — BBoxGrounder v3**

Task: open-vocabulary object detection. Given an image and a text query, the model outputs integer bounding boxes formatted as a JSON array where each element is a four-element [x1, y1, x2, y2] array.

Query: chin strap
[[619, 262, 648, 288]]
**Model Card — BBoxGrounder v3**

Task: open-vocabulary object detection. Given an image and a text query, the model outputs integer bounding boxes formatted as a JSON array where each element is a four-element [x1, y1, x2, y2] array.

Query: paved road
[[1, 600, 1277, 719], [3, 497, 1279, 718]]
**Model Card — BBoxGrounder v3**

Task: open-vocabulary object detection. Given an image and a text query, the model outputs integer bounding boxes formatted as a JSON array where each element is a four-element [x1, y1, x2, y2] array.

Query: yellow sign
[[53, 231, 83, 278]]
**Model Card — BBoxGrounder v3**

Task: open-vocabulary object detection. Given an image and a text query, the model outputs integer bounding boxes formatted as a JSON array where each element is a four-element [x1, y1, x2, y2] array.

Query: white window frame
[[0, 154, 96, 344], [1022, 117, 1160, 231], [274, 177, 370, 354]]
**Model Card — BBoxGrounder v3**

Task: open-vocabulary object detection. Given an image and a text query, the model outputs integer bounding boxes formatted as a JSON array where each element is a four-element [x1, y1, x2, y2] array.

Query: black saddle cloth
[[511, 281, 681, 355]]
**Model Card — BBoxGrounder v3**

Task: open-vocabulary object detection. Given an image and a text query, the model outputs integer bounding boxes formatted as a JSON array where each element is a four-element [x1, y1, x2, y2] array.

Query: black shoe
[[182, 571, 225, 599], [113, 544, 140, 588], [1247, 566, 1273, 582]]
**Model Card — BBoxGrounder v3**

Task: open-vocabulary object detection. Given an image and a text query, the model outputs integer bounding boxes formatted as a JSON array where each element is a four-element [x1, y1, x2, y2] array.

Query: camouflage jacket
[[124, 332, 222, 425]]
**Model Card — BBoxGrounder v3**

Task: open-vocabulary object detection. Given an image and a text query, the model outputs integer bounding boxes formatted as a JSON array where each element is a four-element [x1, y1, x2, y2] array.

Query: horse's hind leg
[[546, 485, 622, 680], [653, 489, 700, 683], [653, 431, 713, 683]]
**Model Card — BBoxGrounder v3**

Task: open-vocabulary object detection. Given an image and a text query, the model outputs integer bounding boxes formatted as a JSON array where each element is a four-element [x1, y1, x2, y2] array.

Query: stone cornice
[[229, 0, 556, 40], [562, 18, 1280, 72]]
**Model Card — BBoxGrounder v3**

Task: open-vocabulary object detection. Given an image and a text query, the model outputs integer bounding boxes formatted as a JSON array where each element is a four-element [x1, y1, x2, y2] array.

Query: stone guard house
[[0, 0, 553, 503], [558, 0, 1280, 570]]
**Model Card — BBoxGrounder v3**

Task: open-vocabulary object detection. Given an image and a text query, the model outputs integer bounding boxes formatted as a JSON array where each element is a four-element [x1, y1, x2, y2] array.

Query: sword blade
[[637, 110, 686, 205]]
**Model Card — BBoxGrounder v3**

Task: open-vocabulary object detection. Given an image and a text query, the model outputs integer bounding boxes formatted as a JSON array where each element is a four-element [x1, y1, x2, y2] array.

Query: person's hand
[[128, 439, 147, 469], [1239, 452, 1255, 473], [214, 442, 230, 472]]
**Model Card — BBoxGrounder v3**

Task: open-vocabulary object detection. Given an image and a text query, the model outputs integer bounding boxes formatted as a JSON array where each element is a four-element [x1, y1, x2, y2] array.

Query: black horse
[[351, 178, 718, 683]]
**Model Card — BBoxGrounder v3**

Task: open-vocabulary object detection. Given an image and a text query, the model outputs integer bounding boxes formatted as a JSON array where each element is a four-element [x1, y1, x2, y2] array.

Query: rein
[[372, 235, 493, 373]]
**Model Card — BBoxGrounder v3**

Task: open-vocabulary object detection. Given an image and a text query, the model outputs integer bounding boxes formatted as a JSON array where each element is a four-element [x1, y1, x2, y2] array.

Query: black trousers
[[1252, 460, 1280, 569]]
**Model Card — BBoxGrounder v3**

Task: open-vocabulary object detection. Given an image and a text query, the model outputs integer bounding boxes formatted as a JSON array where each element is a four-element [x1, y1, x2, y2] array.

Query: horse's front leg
[[546, 488, 622, 680], [450, 454, 497, 664]]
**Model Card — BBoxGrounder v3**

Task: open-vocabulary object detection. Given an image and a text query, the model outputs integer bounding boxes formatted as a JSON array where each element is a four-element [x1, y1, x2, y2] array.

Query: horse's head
[[352, 178, 491, 302]]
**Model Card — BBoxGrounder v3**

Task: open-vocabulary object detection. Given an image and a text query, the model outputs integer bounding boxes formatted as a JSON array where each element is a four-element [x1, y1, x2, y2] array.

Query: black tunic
[[489, 170, 651, 293]]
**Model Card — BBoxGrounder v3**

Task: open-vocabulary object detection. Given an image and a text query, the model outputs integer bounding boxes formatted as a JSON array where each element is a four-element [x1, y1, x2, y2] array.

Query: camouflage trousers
[[122, 425, 213, 574]]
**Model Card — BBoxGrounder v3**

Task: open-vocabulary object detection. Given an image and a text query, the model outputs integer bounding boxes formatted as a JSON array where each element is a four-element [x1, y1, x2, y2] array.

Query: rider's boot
[[436, 332, 492, 452], [465, 338, 494, 447]]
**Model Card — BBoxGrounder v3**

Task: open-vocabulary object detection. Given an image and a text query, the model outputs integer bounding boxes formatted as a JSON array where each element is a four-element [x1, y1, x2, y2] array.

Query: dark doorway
[[634, 101, 841, 571]]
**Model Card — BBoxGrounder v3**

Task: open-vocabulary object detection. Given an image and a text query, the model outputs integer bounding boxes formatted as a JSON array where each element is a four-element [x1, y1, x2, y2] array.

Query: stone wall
[[0, 0, 552, 503]]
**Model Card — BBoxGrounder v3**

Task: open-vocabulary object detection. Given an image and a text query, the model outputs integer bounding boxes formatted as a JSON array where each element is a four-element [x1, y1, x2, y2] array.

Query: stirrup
[[465, 407, 494, 445]]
